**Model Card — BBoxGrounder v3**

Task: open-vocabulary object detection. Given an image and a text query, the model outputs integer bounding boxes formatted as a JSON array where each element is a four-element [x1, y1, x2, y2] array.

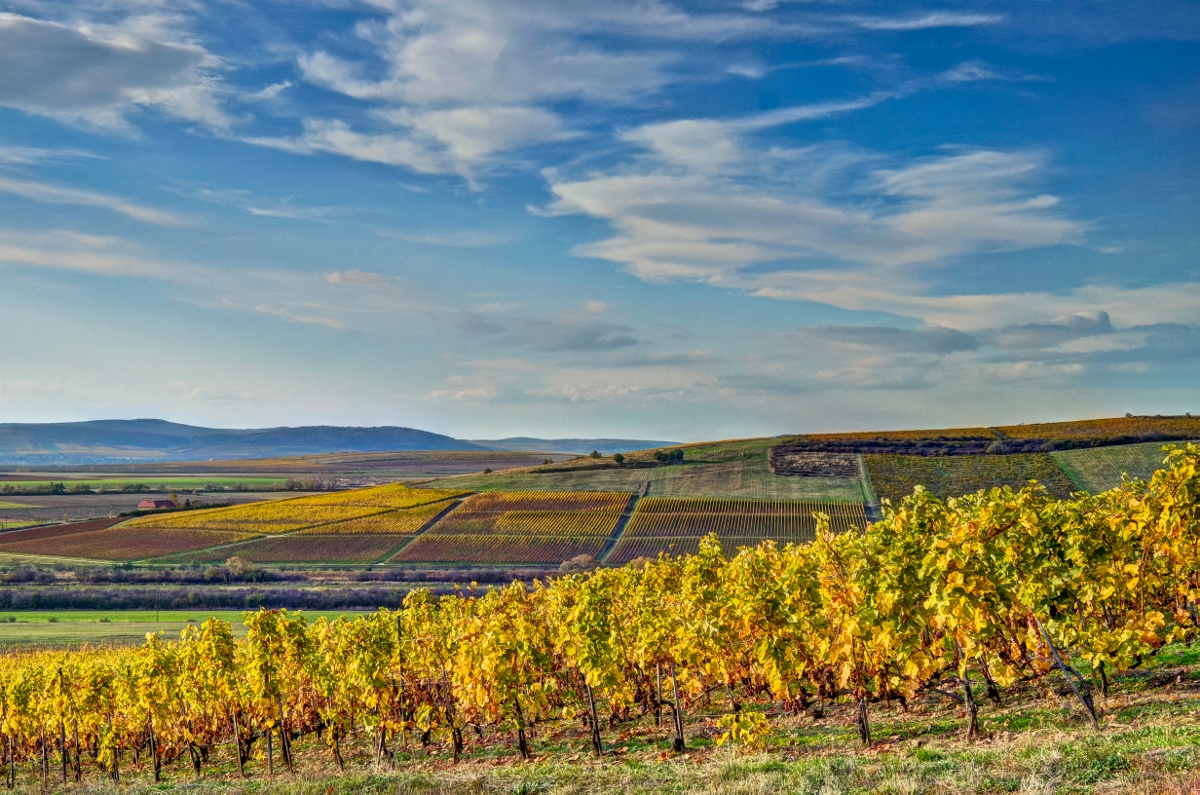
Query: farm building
[[137, 499, 178, 510]]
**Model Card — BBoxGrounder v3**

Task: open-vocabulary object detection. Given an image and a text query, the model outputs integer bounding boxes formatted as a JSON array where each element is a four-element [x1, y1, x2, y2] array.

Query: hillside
[[0, 419, 484, 465], [470, 437, 680, 454]]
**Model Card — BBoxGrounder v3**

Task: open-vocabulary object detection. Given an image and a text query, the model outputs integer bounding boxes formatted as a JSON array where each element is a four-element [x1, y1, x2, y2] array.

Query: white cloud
[[0, 176, 186, 225], [242, 81, 294, 102], [546, 137, 1083, 283], [0, 145, 99, 165], [584, 300, 609, 314], [0, 12, 230, 130], [938, 60, 1004, 83], [847, 13, 1004, 32]]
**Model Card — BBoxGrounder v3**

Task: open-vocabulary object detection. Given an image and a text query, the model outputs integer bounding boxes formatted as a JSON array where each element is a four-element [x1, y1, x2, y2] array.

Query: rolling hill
[[0, 419, 483, 465]]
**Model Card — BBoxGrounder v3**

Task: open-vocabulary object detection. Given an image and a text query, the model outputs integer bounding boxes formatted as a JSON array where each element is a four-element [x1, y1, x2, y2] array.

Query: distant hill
[[0, 420, 484, 465], [469, 438, 679, 455]]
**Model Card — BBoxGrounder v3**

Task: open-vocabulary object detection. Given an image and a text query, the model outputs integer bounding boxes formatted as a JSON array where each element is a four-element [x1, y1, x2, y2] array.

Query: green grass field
[[424, 453, 866, 502], [0, 609, 370, 646], [1053, 442, 1174, 493]]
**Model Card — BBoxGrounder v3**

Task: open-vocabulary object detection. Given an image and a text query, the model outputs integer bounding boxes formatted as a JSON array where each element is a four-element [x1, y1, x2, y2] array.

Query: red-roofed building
[[137, 499, 178, 510]]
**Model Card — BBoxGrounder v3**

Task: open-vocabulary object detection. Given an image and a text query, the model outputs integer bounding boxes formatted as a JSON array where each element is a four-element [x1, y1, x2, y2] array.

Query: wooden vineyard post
[[39, 729, 47, 790], [56, 668, 67, 785], [267, 724, 274, 778], [276, 697, 294, 773], [669, 661, 685, 752], [956, 642, 979, 740], [231, 711, 245, 777], [656, 663, 666, 727], [71, 723, 81, 783], [147, 716, 160, 782]]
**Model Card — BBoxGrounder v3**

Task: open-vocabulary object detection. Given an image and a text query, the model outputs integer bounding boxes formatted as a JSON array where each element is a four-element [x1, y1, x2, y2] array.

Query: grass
[[1053, 442, 1174, 493], [10, 641, 1199, 792], [0, 609, 370, 647], [863, 453, 1078, 503], [0, 520, 39, 531], [423, 455, 866, 502], [0, 501, 42, 509]]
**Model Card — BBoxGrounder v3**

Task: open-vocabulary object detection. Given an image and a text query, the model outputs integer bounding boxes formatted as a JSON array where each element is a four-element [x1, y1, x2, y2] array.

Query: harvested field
[[863, 452, 1077, 503], [392, 534, 605, 564], [180, 534, 412, 564], [0, 526, 253, 561]]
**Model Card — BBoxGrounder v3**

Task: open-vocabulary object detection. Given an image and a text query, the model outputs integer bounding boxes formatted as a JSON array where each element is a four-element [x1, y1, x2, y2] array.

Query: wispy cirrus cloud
[[845, 12, 1003, 31], [0, 176, 187, 225]]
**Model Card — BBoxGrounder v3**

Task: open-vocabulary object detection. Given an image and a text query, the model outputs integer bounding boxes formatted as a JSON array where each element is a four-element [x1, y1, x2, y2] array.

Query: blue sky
[[0, 0, 1198, 440]]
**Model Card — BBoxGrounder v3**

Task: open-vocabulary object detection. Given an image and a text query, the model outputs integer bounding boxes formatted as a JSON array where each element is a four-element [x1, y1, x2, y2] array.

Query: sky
[[0, 0, 1198, 441]]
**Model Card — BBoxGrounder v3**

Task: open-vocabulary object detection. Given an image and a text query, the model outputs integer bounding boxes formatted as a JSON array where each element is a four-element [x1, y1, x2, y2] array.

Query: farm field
[[1053, 441, 1174, 492], [392, 534, 605, 564], [0, 476, 289, 491], [395, 490, 629, 564], [0, 490, 320, 525], [124, 484, 465, 533], [422, 453, 866, 501], [0, 516, 124, 542], [295, 499, 455, 534], [0, 524, 253, 560], [607, 497, 867, 564], [0, 610, 370, 647], [177, 534, 414, 564], [862, 452, 1077, 503]]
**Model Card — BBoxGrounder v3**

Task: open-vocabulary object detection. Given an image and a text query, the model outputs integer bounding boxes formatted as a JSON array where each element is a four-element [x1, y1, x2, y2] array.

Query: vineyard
[[123, 485, 466, 534], [0, 523, 252, 561], [862, 452, 1077, 503], [607, 497, 867, 564], [1052, 441, 1172, 493], [294, 499, 456, 535], [394, 491, 631, 564], [176, 534, 415, 564], [1, 444, 1199, 789]]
